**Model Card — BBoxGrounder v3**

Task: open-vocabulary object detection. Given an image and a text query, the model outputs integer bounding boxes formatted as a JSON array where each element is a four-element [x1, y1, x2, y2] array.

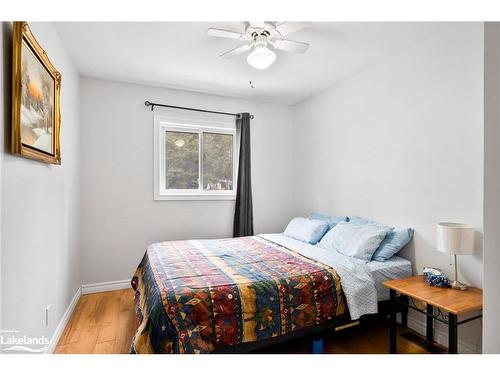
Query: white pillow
[[318, 222, 390, 260], [283, 217, 329, 244]]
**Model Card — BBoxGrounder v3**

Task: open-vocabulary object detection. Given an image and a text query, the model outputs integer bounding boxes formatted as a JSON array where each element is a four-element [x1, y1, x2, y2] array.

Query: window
[[154, 115, 237, 200]]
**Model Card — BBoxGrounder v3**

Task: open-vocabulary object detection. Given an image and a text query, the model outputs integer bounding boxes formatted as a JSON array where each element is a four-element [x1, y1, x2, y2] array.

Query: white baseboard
[[81, 279, 131, 295], [406, 315, 480, 354], [46, 287, 81, 354]]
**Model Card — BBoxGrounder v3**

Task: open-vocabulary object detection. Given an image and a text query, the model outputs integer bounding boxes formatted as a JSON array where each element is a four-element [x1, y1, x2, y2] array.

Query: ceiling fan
[[207, 22, 311, 70]]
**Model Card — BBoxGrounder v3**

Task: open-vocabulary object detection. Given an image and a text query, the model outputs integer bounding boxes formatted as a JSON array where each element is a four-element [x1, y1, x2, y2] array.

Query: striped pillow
[[318, 222, 390, 261]]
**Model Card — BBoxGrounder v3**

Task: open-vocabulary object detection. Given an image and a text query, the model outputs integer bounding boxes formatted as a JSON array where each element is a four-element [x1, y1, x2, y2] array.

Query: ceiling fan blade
[[249, 21, 266, 29], [272, 39, 310, 54], [274, 22, 311, 36], [207, 28, 246, 40], [220, 43, 252, 59]]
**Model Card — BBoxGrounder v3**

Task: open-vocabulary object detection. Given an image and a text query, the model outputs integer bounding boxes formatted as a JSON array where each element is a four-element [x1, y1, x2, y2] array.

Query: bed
[[130, 233, 411, 354]]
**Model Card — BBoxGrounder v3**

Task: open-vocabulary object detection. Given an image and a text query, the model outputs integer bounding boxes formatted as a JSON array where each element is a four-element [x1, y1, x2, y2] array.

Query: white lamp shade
[[436, 222, 474, 255], [247, 45, 276, 70]]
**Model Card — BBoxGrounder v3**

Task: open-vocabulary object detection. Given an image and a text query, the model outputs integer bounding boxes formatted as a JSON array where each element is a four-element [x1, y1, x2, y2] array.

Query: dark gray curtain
[[233, 113, 254, 237]]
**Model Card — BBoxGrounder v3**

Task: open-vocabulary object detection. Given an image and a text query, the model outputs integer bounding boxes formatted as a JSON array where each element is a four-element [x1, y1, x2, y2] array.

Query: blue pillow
[[284, 217, 330, 244], [348, 216, 392, 231], [372, 227, 414, 261], [308, 213, 348, 230], [318, 222, 391, 261]]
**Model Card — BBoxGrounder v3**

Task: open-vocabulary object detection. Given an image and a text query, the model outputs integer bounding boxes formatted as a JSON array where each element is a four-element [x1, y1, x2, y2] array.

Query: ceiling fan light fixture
[[246, 44, 276, 70]]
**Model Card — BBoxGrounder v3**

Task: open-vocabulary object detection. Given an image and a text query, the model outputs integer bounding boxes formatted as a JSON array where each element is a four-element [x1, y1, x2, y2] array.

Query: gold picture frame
[[11, 21, 61, 164]]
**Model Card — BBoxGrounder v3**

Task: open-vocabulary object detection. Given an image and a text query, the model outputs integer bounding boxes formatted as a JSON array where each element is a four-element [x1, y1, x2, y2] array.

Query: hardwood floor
[[55, 289, 430, 354], [55, 289, 138, 354]]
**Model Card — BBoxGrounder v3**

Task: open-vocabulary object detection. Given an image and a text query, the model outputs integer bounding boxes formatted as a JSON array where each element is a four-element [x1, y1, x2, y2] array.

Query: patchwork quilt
[[131, 236, 346, 354]]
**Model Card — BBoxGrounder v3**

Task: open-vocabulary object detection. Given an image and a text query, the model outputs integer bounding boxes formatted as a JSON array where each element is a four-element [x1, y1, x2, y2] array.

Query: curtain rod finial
[[145, 101, 154, 111]]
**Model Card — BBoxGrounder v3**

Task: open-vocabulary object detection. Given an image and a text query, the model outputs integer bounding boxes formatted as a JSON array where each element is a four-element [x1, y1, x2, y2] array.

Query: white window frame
[[154, 115, 237, 201]]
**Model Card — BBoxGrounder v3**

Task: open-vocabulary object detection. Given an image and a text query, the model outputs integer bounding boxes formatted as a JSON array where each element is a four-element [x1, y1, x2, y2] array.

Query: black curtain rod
[[144, 101, 254, 119]]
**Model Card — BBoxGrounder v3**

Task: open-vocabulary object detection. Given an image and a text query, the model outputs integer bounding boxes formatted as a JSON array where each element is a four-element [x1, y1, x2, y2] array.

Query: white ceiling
[[55, 22, 446, 105]]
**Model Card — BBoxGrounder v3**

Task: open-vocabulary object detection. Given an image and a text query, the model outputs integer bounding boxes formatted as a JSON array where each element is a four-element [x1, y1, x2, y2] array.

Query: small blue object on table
[[423, 267, 450, 288]]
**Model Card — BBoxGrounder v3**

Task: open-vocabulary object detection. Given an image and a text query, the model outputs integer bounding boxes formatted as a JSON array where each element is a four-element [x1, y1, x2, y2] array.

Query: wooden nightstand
[[383, 275, 482, 354]]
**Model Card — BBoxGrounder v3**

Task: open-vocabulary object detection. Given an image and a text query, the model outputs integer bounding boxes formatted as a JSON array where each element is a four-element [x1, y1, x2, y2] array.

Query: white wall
[[79, 77, 294, 285], [0, 22, 81, 347], [483, 22, 500, 354], [292, 23, 484, 352]]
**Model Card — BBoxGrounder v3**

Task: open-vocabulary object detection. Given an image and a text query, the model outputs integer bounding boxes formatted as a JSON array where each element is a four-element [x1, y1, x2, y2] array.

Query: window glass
[[202, 132, 233, 191], [165, 131, 199, 190]]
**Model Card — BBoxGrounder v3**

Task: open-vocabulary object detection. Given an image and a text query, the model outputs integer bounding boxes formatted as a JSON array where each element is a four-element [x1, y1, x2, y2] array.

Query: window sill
[[154, 193, 236, 201]]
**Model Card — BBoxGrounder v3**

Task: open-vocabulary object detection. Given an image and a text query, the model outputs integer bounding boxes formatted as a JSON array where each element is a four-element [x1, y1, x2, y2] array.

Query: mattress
[[131, 236, 346, 354], [262, 234, 413, 306], [367, 255, 412, 301]]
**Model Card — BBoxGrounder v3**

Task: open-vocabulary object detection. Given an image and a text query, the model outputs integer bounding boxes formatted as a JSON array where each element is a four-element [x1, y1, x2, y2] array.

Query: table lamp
[[436, 222, 474, 290]]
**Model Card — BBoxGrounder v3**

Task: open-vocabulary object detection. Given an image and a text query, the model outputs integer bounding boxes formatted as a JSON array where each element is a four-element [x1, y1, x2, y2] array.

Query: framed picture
[[11, 21, 61, 164]]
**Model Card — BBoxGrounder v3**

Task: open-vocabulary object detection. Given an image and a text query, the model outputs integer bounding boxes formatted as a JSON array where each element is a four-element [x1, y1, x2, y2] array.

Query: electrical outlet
[[45, 305, 51, 327]]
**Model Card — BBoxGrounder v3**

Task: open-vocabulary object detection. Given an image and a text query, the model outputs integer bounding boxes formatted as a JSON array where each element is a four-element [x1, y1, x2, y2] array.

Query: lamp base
[[450, 280, 468, 291]]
